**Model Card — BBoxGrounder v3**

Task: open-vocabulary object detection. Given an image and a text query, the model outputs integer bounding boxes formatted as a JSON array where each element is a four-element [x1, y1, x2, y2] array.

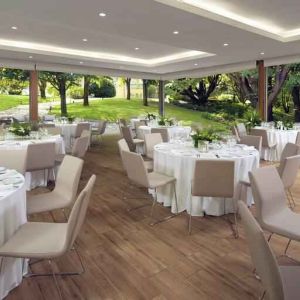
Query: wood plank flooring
[[6, 134, 300, 300]]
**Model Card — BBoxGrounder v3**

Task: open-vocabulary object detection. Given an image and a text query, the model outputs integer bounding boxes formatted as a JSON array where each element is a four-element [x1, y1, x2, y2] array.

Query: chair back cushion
[[277, 143, 300, 175], [0, 149, 27, 174], [121, 126, 135, 151], [144, 133, 163, 159], [250, 128, 270, 148], [192, 160, 235, 198], [75, 123, 90, 138], [71, 136, 89, 158], [236, 123, 247, 137], [239, 135, 262, 153], [151, 128, 169, 142], [238, 201, 284, 300], [280, 155, 300, 189], [26, 142, 56, 172]]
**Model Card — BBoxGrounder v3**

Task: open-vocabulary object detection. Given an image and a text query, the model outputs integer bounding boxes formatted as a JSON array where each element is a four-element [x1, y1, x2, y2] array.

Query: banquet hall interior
[[1, 0, 300, 299]]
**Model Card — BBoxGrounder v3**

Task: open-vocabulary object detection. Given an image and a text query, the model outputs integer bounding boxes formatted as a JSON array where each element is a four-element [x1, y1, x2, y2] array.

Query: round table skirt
[[0, 180, 26, 299]]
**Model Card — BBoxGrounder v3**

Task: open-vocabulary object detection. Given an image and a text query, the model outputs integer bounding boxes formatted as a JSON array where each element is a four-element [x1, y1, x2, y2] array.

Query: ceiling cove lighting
[[156, 0, 300, 42], [0, 38, 214, 66]]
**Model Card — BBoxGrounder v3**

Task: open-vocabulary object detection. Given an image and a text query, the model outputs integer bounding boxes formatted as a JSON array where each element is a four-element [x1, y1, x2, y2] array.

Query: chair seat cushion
[[27, 191, 70, 214], [0, 222, 68, 259], [264, 208, 300, 241], [148, 172, 175, 188], [280, 266, 300, 300], [133, 139, 144, 145]]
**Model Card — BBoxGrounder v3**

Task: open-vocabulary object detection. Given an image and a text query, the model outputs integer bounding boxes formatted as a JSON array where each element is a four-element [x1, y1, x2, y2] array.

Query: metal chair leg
[[48, 259, 63, 300], [288, 189, 296, 207], [188, 197, 193, 235], [173, 181, 179, 214]]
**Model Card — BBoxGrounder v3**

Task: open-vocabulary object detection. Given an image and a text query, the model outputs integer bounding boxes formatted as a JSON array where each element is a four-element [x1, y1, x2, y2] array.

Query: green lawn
[[52, 98, 229, 131]]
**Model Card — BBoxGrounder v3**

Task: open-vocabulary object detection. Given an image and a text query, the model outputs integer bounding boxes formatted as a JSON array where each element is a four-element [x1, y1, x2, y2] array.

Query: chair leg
[[260, 291, 266, 300], [284, 239, 292, 255], [288, 189, 296, 207], [48, 259, 63, 300], [173, 181, 179, 214], [188, 196, 193, 235], [150, 188, 157, 219]]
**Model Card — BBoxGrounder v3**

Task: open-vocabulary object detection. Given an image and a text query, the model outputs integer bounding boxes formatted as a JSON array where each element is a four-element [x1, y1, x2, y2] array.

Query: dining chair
[[134, 120, 147, 132], [236, 123, 247, 137], [118, 138, 153, 171], [43, 115, 55, 122], [296, 132, 300, 145], [0, 149, 27, 174], [118, 118, 127, 136], [122, 150, 178, 225], [250, 128, 277, 161], [70, 122, 90, 146], [144, 133, 163, 159], [279, 143, 300, 163], [0, 174, 96, 300], [26, 142, 56, 184], [151, 128, 170, 143], [238, 135, 262, 154], [91, 120, 106, 145], [249, 165, 300, 258], [278, 155, 300, 208], [56, 136, 89, 163], [238, 200, 300, 300], [45, 126, 62, 136], [80, 129, 91, 149], [189, 159, 237, 236], [27, 155, 83, 217], [121, 126, 144, 152]]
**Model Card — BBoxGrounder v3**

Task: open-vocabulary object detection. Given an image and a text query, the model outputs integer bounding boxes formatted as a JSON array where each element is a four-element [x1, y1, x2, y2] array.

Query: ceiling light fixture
[[28, 56, 33, 59], [134, 47, 140, 50], [223, 43, 229, 47], [173, 31, 179, 35], [194, 63, 198, 66], [82, 38, 88, 42], [260, 52, 265, 55], [11, 26, 18, 30], [0, 38, 214, 66], [79, 61, 83, 64], [99, 12, 107, 17]]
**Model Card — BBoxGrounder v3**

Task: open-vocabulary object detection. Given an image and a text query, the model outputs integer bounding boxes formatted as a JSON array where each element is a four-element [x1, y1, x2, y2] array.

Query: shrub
[[68, 86, 84, 99], [89, 79, 116, 98], [148, 84, 157, 98]]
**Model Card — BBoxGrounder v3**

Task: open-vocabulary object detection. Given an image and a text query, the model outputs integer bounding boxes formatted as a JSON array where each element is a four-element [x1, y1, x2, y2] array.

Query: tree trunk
[[292, 86, 300, 122], [126, 78, 131, 100], [39, 79, 47, 99], [59, 80, 67, 116], [83, 75, 90, 106], [143, 79, 148, 106]]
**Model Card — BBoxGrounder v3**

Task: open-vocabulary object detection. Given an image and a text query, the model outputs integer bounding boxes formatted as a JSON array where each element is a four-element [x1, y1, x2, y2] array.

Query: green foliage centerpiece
[[9, 123, 31, 137], [244, 109, 262, 130], [158, 116, 175, 126], [190, 128, 221, 148], [145, 112, 157, 121]]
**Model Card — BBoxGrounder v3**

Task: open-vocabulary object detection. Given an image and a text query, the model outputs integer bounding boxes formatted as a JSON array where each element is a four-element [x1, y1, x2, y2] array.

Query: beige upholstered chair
[[27, 155, 83, 216], [151, 128, 170, 143], [121, 126, 144, 152], [249, 166, 300, 257], [279, 155, 300, 208], [189, 160, 237, 236], [70, 122, 90, 146], [91, 120, 106, 144], [144, 133, 163, 159], [118, 118, 127, 136], [26, 142, 56, 183], [118, 138, 153, 171], [0, 174, 96, 300], [279, 143, 300, 164], [238, 201, 300, 300], [80, 129, 91, 149], [134, 120, 147, 131], [296, 132, 300, 145], [0, 149, 27, 174], [238, 135, 262, 154], [45, 126, 62, 136], [122, 150, 178, 225], [236, 123, 247, 137], [250, 128, 277, 161]]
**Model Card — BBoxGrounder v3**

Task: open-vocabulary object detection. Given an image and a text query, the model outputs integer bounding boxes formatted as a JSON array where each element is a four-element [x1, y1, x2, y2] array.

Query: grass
[[51, 98, 229, 131]]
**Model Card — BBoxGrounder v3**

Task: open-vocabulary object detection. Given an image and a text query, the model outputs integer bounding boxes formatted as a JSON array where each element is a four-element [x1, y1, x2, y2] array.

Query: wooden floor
[[7, 134, 300, 300]]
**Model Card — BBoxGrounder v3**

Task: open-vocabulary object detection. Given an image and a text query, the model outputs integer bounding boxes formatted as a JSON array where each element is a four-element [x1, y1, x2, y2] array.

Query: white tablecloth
[[0, 136, 65, 190], [55, 123, 77, 152], [256, 128, 298, 160], [0, 171, 26, 299], [154, 143, 260, 216]]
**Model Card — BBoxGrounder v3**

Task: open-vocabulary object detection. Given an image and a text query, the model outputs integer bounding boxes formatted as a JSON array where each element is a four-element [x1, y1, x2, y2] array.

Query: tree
[[40, 72, 79, 116], [83, 75, 91, 106], [89, 77, 116, 98], [0, 68, 29, 95], [142, 79, 157, 106], [39, 78, 47, 99], [123, 78, 131, 100]]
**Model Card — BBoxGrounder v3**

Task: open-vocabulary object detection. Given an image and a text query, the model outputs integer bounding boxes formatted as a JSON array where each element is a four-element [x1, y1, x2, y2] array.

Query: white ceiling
[[0, 0, 300, 79]]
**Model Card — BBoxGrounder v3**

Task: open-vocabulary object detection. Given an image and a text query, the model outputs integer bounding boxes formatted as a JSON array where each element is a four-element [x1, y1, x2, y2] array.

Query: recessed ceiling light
[[79, 61, 83, 64], [260, 52, 265, 55], [11, 26, 18, 30], [82, 38, 88, 42], [99, 12, 107, 17], [28, 56, 33, 59], [173, 31, 179, 35], [194, 63, 198, 66], [223, 43, 229, 47], [134, 47, 140, 50]]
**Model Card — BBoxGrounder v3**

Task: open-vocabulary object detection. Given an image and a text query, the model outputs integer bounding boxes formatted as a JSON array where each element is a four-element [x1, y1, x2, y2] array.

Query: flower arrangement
[[190, 128, 221, 148], [158, 116, 175, 126], [145, 112, 156, 121], [67, 116, 75, 124], [244, 109, 262, 130], [9, 123, 31, 137]]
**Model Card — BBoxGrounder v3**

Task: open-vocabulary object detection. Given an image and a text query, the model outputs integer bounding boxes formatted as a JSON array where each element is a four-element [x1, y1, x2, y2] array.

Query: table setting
[[153, 139, 260, 217], [0, 168, 27, 300]]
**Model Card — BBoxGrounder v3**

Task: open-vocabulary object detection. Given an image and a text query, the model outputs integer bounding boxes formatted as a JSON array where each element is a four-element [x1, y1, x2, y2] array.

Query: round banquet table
[[137, 125, 192, 141], [0, 135, 65, 190], [0, 169, 27, 299], [255, 127, 298, 160], [153, 142, 260, 216]]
